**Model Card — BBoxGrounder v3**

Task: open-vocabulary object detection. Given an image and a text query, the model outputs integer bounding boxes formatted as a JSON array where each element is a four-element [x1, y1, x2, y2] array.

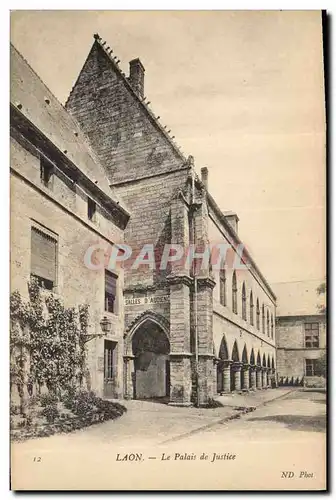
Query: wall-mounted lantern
[[100, 316, 112, 335]]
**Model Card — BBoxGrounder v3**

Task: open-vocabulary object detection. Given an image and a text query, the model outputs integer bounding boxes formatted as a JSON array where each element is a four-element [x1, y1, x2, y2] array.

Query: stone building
[[11, 34, 278, 405], [276, 314, 326, 385], [10, 44, 130, 398], [64, 34, 277, 406]]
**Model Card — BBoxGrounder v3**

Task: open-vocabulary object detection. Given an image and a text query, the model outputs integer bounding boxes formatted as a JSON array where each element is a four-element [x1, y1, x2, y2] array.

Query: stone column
[[232, 362, 242, 392], [123, 355, 135, 399], [214, 358, 220, 395], [221, 360, 232, 394], [250, 365, 257, 391], [262, 368, 268, 389], [194, 277, 216, 406], [256, 366, 262, 389], [198, 354, 214, 405], [242, 364, 250, 391], [168, 277, 193, 406], [168, 193, 193, 406], [169, 353, 193, 406], [267, 369, 272, 388], [190, 188, 216, 406]]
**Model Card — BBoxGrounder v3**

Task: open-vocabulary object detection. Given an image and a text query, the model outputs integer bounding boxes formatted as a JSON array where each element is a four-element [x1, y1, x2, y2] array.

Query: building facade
[[11, 34, 278, 406], [10, 44, 130, 399], [65, 34, 277, 406], [276, 314, 326, 386]]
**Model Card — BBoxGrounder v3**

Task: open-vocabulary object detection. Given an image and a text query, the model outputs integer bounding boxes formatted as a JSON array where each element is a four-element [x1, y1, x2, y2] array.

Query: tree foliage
[[316, 281, 326, 314], [314, 351, 327, 378]]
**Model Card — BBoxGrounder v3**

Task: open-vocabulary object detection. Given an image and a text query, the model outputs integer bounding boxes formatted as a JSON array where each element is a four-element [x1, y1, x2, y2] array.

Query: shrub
[[28, 395, 40, 407], [25, 415, 33, 427], [41, 403, 59, 423], [40, 392, 59, 407], [10, 403, 20, 415]]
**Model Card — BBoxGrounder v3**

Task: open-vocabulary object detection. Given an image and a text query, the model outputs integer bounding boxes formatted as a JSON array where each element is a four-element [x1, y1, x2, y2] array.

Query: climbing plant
[[10, 278, 89, 412]]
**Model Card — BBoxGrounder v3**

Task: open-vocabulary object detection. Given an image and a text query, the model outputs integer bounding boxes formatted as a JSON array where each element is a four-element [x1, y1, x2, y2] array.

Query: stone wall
[[276, 315, 326, 380], [11, 135, 126, 398]]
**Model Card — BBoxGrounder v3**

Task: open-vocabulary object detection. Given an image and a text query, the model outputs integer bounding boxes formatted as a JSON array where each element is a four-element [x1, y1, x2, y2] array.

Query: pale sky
[[10, 11, 326, 312]]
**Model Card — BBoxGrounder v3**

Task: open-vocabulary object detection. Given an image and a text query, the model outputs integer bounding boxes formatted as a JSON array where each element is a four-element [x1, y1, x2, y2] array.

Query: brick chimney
[[201, 167, 208, 190], [224, 211, 239, 234], [129, 58, 145, 98]]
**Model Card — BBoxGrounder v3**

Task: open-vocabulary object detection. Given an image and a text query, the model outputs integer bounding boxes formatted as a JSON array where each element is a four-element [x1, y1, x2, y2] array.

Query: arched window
[[219, 269, 226, 306], [262, 304, 265, 334], [250, 291, 254, 325], [271, 313, 274, 339], [267, 310, 270, 336], [242, 282, 246, 320], [232, 271, 237, 314], [256, 299, 260, 330]]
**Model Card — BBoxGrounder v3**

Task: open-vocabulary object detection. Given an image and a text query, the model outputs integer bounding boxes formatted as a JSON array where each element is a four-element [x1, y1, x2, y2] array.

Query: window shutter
[[105, 271, 117, 296], [31, 227, 56, 282]]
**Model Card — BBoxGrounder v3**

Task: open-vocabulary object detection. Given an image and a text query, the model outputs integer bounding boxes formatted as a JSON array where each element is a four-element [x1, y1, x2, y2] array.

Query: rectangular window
[[40, 157, 54, 189], [88, 198, 96, 222], [104, 340, 117, 379], [30, 226, 57, 290], [305, 359, 318, 377], [305, 323, 319, 348], [105, 270, 117, 314]]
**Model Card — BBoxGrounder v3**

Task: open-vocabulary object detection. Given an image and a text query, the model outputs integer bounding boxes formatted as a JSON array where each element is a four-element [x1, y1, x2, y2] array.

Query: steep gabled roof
[[10, 43, 130, 216], [67, 33, 186, 165], [65, 34, 187, 185]]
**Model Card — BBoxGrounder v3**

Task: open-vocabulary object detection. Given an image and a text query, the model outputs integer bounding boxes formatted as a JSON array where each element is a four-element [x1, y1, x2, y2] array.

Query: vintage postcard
[[10, 10, 327, 491]]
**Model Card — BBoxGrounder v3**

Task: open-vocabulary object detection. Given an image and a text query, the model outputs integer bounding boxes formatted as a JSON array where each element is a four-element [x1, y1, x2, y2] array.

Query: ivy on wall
[[10, 278, 89, 412]]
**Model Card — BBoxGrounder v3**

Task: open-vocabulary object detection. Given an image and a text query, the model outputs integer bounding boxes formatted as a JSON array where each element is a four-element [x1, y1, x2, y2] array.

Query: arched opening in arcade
[[249, 348, 256, 387], [131, 319, 170, 400], [217, 335, 229, 393], [262, 353, 267, 388], [262, 353, 267, 368], [241, 344, 249, 390], [230, 340, 240, 391], [256, 350, 262, 389]]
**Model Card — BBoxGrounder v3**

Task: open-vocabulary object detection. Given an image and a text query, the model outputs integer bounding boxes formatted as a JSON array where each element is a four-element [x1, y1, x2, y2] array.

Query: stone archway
[[124, 312, 170, 400], [132, 320, 170, 400]]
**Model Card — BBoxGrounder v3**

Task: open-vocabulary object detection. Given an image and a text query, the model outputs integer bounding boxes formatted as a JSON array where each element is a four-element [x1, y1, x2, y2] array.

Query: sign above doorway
[[125, 295, 170, 306]]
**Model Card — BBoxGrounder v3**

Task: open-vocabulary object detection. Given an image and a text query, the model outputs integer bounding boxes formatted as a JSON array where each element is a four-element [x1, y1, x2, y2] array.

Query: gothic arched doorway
[[132, 319, 170, 400]]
